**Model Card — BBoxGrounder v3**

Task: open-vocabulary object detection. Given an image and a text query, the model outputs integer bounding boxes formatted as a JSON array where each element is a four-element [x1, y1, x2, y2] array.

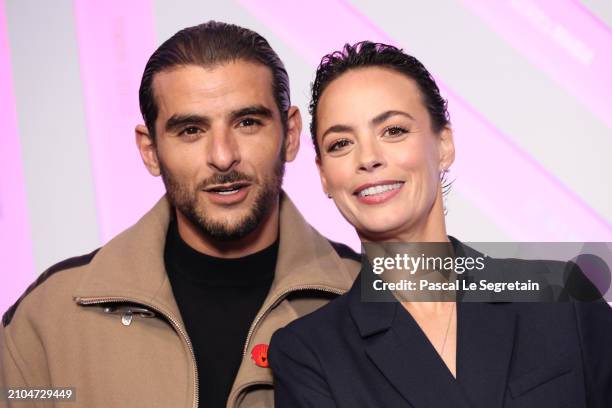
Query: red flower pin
[[251, 343, 269, 367]]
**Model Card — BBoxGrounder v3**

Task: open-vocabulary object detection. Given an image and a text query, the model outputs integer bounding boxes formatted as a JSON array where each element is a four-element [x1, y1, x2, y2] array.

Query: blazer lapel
[[369, 304, 473, 408], [350, 276, 473, 408], [457, 302, 517, 408]]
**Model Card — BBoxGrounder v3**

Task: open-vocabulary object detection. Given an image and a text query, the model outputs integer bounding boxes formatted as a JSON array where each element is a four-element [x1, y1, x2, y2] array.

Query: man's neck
[[175, 203, 280, 259]]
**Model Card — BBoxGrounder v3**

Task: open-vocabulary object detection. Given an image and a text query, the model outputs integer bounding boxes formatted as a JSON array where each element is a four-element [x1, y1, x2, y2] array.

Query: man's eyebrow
[[165, 114, 210, 132], [229, 105, 273, 121], [370, 110, 415, 126]]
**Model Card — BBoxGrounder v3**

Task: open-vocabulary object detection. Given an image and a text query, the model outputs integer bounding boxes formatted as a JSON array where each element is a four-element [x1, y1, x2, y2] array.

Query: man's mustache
[[198, 170, 255, 190]]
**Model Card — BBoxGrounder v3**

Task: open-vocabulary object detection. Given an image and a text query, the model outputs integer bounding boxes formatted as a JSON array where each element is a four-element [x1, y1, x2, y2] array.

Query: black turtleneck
[[164, 219, 277, 408]]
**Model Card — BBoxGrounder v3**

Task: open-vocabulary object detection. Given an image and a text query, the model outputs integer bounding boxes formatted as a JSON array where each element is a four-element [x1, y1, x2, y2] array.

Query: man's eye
[[327, 139, 352, 152], [180, 126, 201, 137], [384, 126, 409, 137], [238, 118, 261, 128]]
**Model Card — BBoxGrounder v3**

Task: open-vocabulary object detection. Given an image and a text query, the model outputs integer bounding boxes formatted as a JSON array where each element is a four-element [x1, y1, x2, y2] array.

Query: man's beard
[[159, 154, 285, 242]]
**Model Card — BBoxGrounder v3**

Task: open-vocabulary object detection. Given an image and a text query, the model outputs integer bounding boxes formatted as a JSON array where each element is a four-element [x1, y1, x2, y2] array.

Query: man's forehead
[[152, 62, 276, 117]]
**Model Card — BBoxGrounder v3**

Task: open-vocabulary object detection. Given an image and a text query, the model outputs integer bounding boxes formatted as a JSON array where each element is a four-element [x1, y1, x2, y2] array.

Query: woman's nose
[[359, 159, 383, 172], [357, 141, 385, 172]]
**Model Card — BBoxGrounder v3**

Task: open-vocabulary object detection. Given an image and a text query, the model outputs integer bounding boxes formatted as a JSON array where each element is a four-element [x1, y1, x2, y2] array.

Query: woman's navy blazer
[[269, 242, 612, 408]]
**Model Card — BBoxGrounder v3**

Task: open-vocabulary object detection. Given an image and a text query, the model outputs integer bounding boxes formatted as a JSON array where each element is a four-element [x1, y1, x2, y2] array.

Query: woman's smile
[[353, 180, 405, 205]]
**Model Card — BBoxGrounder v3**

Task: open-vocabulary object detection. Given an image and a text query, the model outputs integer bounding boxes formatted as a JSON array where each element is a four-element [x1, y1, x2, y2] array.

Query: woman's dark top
[[269, 240, 612, 408]]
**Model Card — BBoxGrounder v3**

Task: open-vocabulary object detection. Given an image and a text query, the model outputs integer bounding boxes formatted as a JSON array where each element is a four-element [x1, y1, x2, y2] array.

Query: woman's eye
[[384, 126, 409, 137], [327, 139, 352, 152]]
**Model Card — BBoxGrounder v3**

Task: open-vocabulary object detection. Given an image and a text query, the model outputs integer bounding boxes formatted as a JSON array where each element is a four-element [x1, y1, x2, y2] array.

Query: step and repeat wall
[[2, 0, 611, 311]]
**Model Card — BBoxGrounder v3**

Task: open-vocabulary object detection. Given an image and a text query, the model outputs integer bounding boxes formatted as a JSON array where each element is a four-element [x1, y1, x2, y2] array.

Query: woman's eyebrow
[[370, 110, 415, 126], [321, 124, 353, 143]]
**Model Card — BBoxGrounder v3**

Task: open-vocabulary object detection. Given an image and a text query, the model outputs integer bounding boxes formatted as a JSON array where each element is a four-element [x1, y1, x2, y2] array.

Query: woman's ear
[[283, 106, 302, 162], [438, 126, 455, 171], [135, 124, 161, 177], [315, 156, 331, 198]]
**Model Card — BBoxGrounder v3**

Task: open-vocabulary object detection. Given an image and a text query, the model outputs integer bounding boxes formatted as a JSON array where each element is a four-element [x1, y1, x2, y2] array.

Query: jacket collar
[[350, 236, 468, 337], [225, 193, 359, 403], [73, 191, 356, 321], [349, 238, 517, 408], [73, 195, 176, 315]]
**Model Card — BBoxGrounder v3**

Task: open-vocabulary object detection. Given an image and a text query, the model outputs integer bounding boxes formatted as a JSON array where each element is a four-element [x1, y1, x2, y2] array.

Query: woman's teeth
[[358, 183, 403, 197]]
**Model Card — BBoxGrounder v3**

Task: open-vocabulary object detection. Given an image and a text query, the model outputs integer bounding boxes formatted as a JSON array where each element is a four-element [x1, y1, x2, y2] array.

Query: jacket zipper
[[230, 285, 344, 407], [76, 297, 199, 408], [242, 284, 344, 358]]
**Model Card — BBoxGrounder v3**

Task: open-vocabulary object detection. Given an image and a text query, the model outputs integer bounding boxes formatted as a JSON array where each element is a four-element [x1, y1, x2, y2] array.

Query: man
[[0, 21, 360, 408]]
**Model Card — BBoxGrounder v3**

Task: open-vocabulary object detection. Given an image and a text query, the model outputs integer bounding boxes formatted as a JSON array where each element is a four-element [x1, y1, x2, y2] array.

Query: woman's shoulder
[[279, 283, 354, 341], [269, 277, 367, 363]]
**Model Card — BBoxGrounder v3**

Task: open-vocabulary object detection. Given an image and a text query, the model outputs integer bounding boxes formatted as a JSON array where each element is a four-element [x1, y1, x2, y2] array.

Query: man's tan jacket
[[0, 194, 360, 408]]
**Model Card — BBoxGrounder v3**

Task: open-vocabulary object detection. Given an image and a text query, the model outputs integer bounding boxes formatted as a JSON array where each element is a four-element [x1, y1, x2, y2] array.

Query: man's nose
[[207, 130, 240, 172]]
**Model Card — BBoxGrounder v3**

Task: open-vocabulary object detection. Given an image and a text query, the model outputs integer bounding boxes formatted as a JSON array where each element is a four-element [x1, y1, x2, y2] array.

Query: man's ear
[[438, 126, 455, 172], [283, 106, 302, 162], [135, 124, 161, 177]]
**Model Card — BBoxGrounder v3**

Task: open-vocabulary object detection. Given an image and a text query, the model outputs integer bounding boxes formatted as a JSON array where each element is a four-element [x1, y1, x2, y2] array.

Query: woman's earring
[[326, 193, 332, 199], [440, 168, 449, 180]]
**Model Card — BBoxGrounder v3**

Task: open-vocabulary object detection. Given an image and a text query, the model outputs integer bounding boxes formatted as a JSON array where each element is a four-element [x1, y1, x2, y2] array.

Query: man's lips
[[202, 182, 251, 205], [203, 182, 251, 193]]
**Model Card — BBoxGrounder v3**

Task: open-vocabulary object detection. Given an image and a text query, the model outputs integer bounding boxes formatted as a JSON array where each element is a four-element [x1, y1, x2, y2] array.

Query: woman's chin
[[355, 218, 413, 242]]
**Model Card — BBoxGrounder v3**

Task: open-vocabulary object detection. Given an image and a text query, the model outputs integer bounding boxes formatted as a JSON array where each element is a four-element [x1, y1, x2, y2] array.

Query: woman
[[269, 42, 612, 407]]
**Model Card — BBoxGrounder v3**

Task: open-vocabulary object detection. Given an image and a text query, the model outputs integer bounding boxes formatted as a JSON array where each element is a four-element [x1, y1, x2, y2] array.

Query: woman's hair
[[309, 41, 450, 157]]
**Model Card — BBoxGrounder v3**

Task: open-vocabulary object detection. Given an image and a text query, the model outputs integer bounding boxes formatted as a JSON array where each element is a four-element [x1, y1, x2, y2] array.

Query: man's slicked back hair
[[139, 21, 291, 138]]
